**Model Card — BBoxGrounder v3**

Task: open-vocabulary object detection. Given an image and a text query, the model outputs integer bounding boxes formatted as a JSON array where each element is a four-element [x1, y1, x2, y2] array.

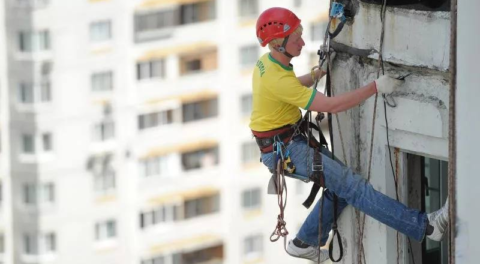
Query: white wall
[[456, 1, 480, 263]]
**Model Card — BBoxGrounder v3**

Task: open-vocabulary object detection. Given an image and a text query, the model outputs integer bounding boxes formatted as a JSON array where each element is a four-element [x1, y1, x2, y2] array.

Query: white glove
[[321, 51, 336, 72], [374, 75, 403, 94]]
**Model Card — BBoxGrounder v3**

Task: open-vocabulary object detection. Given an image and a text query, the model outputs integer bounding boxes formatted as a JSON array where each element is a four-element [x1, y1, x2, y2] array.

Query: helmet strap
[[278, 36, 293, 58]]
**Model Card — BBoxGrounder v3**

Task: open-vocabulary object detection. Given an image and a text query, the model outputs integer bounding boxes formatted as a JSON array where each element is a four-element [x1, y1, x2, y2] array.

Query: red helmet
[[256, 7, 301, 47]]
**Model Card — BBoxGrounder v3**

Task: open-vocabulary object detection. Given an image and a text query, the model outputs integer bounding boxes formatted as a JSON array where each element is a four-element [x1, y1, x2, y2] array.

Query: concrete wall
[[456, 1, 480, 263], [328, 1, 450, 263]]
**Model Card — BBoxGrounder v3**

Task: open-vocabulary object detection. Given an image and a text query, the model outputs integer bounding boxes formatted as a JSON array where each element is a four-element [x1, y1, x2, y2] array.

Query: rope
[[270, 159, 289, 251], [357, 0, 387, 262]]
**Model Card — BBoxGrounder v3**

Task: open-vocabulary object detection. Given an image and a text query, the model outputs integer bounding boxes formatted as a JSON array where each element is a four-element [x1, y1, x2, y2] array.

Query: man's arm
[[297, 68, 326, 87], [307, 82, 377, 113]]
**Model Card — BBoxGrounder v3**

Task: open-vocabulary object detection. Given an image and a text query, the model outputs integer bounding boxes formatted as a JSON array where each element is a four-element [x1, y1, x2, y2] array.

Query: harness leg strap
[[302, 149, 325, 209]]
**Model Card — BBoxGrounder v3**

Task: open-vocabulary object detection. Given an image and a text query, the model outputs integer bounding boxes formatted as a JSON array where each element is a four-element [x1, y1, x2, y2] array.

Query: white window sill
[[19, 154, 38, 164], [90, 91, 113, 100], [93, 239, 118, 251], [89, 140, 117, 154], [23, 203, 56, 214], [19, 152, 55, 164], [15, 51, 53, 61], [15, 103, 53, 113], [21, 253, 57, 263]]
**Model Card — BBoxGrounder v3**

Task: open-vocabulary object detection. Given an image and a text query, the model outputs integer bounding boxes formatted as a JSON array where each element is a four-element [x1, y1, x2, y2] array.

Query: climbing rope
[[269, 142, 289, 251], [357, 0, 387, 262]]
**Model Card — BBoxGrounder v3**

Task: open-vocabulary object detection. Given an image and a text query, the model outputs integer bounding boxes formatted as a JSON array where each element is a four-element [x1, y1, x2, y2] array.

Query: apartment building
[[0, 0, 331, 264]]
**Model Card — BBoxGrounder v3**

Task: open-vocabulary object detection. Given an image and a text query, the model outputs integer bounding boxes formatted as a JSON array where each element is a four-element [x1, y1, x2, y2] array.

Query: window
[[360, 0, 450, 11], [0, 233, 4, 254], [181, 146, 219, 171], [91, 71, 113, 91], [239, 45, 258, 67], [141, 256, 165, 264], [18, 81, 51, 104], [186, 59, 201, 72], [93, 120, 115, 142], [239, 0, 258, 18], [138, 110, 173, 130], [43, 233, 56, 253], [242, 188, 261, 209], [311, 21, 328, 41], [182, 98, 218, 123], [184, 193, 220, 219], [23, 182, 55, 205], [240, 94, 252, 117], [42, 183, 55, 203], [180, 1, 216, 25], [175, 244, 224, 264], [23, 234, 38, 255], [241, 141, 259, 164], [137, 59, 165, 80], [179, 49, 218, 75], [23, 232, 56, 255], [42, 133, 52, 151], [140, 204, 179, 229], [407, 154, 449, 264], [18, 83, 34, 104], [22, 134, 35, 154], [18, 30, 50, 52], [95, 220, 116, 241], [94, 170, 116, 194], [23, 183, 37, 205], [243, 234, 263, 256], [134, 9, 176, 42], [90, 20, 112, 42], [139, 155, 170, 178], [40, 80, 51, 102]]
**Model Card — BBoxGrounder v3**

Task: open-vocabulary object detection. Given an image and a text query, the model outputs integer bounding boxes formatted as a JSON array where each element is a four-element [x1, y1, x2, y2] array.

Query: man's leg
[[296, 188, 348, 247], [286, 139, 428, 241]]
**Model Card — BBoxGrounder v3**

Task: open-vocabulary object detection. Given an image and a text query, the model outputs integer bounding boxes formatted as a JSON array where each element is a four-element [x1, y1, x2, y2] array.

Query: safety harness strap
[[302, 149, 325, 208], [329, 193, 344, 262]]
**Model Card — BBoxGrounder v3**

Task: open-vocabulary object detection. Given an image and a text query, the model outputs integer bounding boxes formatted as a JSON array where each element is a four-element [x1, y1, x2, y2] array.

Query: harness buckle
[[312, 164, 324, 172]]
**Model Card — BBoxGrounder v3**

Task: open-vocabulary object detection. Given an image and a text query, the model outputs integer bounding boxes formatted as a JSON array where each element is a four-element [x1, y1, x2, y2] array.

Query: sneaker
[[427, 197, 449, 241], [286, 239, 330, 262]]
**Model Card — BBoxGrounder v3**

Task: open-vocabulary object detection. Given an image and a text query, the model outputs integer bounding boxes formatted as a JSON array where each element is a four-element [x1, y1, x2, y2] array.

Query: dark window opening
[[181, 146, 219, 171], [184, 193, 220, 219], [182, 98, 218, 123], [175, 244, 224, 264], [360, 0, 450, 11], [407, 154, 449, 264]]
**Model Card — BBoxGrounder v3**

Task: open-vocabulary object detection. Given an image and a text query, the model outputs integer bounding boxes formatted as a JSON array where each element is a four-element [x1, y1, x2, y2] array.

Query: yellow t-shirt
[[249, 53, 316, 132]]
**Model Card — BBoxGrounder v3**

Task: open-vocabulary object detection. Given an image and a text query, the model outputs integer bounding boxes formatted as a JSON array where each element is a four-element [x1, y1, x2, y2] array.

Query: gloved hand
[[321, 51, 336, 73], [374, 75, 404, 94]]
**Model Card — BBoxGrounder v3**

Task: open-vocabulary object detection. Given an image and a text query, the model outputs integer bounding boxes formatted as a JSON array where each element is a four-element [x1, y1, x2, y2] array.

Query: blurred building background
[[0, 0, 330, 263]]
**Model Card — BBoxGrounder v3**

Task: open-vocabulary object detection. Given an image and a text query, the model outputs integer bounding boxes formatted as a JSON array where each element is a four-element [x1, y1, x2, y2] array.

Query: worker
[[250, 7, 449, 262]]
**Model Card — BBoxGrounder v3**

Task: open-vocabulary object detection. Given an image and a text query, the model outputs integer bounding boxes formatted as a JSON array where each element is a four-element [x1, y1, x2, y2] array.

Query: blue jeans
[[261, 135, 428, 247]]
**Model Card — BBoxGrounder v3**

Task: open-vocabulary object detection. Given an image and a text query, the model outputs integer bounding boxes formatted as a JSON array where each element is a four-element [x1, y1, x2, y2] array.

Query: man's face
[[286, 31, 305, 57]]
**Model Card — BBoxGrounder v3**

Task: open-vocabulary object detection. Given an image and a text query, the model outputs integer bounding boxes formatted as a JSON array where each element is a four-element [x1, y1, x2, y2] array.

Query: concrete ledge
[[382, 97, 443, 138]]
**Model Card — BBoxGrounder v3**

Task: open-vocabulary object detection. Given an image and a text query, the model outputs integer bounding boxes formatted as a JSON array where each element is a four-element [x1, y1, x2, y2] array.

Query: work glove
[[321, 51, 336, 73], [374, 75, 404, 94]]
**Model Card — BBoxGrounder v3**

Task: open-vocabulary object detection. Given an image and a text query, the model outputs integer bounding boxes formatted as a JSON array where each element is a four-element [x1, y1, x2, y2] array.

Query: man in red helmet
[[250, 6, 449, 263]]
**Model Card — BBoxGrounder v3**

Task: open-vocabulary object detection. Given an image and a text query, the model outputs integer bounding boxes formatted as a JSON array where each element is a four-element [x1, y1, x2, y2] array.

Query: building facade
[[0, 0, 332, 264], [328, 0, 452, 263]]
